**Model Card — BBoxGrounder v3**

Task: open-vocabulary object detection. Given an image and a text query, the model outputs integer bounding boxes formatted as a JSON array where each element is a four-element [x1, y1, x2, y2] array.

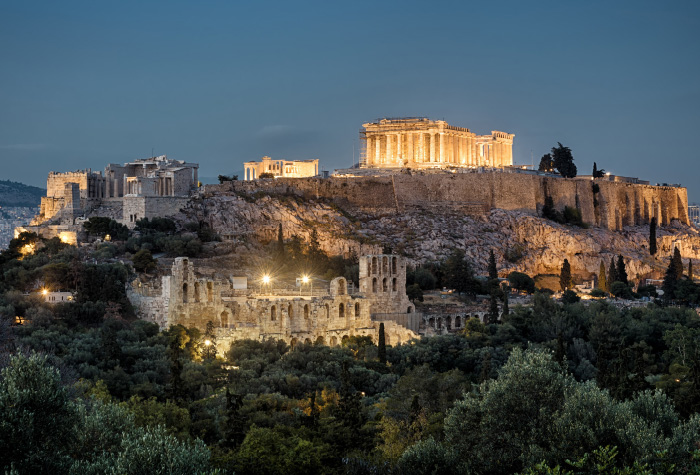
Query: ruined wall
[[207, 172, 688, 230], [129, 257, 418, 352]]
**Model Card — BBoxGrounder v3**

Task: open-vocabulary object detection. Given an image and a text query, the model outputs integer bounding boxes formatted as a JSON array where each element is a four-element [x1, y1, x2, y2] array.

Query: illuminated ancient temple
[[360, 117, 514, 169]]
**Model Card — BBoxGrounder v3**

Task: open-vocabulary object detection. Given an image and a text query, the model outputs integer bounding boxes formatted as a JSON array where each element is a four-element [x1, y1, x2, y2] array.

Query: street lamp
[[262, 274, 271, 295], [204, 339, 212, 346]]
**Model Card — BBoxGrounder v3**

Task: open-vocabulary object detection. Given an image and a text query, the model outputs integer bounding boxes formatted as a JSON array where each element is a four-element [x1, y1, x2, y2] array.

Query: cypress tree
[[501, 284, 510, 317], [598, 260, 607, 292], [377, 322, 386, 364], [663, 247, 683, 298], [592, 162, 598, 178], [608, 257, 618, 287], [560, 259, 573, 291], [488, 293, 499, 324], [488, 249, 498, 282], [649, 217, 657, 255], [616, 255, 628, 285]]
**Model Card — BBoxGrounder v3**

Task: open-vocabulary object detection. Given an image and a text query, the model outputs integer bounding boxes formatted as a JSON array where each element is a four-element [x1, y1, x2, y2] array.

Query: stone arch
[[392, 257, 397, 274], [330, 336, 338, 346], [455, 315, 461, 328], [341, 335, 349, 345], [392, 278, 397, 292], [207, 282, 213, 302], [194, 282, 200, 302], [338, 278, 346, 295], [429, 317, 435, 328], [271, 305, 277, 321], [382, 278, 388, 292], [407, 306, 412, 313], [355, 302, 360, 318], [291, 337, 298, 348], [436, 317, 442, 329], [182, 283, 188, 303], [315, 336, 325, 345], [372, 277, 378, 293], [288, 303, 294, 321], [372, 257, 378, 274], [304, 304, 309, 319], [447, 317, 452, 331], [220, 311, 228, 328], [382, 256, 388, 274], [304, 338, 311, 345], [339, 303, 345, 318]]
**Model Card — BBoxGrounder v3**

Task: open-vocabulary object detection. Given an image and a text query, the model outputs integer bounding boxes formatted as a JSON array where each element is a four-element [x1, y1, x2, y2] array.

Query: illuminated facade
[[244, 156, 319, 181], [360, 117, 514, 169]]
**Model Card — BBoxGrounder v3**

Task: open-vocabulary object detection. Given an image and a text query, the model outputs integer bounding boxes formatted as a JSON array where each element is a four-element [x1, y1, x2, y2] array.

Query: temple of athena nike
[[360, 117, 514, 169]]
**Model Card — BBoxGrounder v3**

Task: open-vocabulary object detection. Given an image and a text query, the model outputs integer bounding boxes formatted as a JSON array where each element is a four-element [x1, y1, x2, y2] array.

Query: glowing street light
[[41, 288, 48, 296], [204, 339, 212, 346], [300, 275, 312, 296], [262, 275, 271, 284]]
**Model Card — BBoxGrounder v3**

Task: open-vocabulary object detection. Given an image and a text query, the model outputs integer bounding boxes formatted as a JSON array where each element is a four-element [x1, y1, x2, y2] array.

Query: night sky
[[1, 1, 698, 200]]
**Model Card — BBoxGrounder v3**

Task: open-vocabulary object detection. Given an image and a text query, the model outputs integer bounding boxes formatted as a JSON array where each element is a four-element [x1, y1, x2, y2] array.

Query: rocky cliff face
[[179, 190, 700, 282]]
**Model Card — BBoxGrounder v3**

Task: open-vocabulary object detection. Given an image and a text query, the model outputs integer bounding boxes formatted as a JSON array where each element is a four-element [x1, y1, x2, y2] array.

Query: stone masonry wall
[[205, 172, 688, 230]]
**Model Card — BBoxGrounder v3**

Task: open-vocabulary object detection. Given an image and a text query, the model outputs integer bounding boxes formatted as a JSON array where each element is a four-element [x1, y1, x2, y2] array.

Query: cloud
[[0, 143, 52, 151]]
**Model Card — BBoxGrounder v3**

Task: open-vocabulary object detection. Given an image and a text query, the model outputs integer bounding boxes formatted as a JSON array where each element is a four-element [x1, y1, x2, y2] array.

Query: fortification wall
[[205, 172, 688, 230]]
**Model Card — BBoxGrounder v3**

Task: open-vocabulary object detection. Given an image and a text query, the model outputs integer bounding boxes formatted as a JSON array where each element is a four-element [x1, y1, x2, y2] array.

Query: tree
[[203, 320, 217, 360], [132, 249, 157, 273], [217, 174, 238, 183], [0, 352, 76, 473], [258, 172, 274, 179], [551, 142, 577, 178], [649, 217, 657, 255], [442, 250, 480, 296], [378, 322, 387, 364], [561, 289, 580, 304], [598, 261, 607, 292], [608, 257, 618, 290], [488, 293, 499, 324], [406, 283, 424, 303], [538, 153, 554, 172], [559, 259, 573, 292], [501, 284, 510, 317], [592, 162, 605, 178], [508, 271, 535, 294], [663, 247, 684, 298], [616, 255, 628, 285], [488, 249, 498, 282]]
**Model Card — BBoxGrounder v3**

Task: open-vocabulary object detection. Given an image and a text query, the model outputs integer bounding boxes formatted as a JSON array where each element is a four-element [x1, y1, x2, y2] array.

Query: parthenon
[[360, 117, 514, 169]]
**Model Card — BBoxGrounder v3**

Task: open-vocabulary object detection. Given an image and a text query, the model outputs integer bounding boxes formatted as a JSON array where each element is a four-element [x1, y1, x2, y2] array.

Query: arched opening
[[194, 282, 200, 303], [337, 278, 346, 295], [330, 336, 338, 346], [207, 282, 213, 302], [315, 336, 325, 346], [428, 317, 435, 328], [455, 316, 461, 328], [304, 304, 309, 319], [372, 257, 378, 274], [407, 306, 412, 313], [382, 256, 388, 274], [355, 302, 360, 318], [372, 278, 378, 293], [392, 278, 397, 292], [182, 283, 188, 303], [221, 311, 228, 328], [325, 304, 330, 318], [271, 306, 277, 321], [304, 338, 311, 345], [339, 303, 345, 318], [382, 278, 388, 292], [288, 304, 294, 321], [392, 257, 397, 274], [291, 337, 298, 349], [341, 335, 349, 345]]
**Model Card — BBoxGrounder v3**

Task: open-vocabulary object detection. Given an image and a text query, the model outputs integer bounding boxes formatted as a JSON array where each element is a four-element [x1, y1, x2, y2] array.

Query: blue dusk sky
[[1, 1, 699, 199]]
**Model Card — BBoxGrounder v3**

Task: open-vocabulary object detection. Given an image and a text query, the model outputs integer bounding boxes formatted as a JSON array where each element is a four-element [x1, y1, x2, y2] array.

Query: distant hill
[[0, 180, 45, 207]]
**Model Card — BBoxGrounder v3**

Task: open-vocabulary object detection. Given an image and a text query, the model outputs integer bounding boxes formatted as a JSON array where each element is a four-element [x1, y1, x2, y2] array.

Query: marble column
[[375, 136, 381, 164], [439, 134, 444, 163], [386, 134, 393, 164], [429, 133, 435, 162], [407, 132, 414, 164]]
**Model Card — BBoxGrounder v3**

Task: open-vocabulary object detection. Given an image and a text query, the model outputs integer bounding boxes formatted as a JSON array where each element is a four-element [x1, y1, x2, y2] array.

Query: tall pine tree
[[560, 259, 573, 291], [598, 260, 607, 292], [649, 217, 657, 256], [663, 247, 683, 298], [377, 322, 386, 364], [608, 257, 618, 287], [616, 255, 628, 285]]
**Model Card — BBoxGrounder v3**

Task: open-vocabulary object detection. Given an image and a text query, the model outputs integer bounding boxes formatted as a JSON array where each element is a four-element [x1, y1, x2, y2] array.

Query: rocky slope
[[178, 190, 700, 282]]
